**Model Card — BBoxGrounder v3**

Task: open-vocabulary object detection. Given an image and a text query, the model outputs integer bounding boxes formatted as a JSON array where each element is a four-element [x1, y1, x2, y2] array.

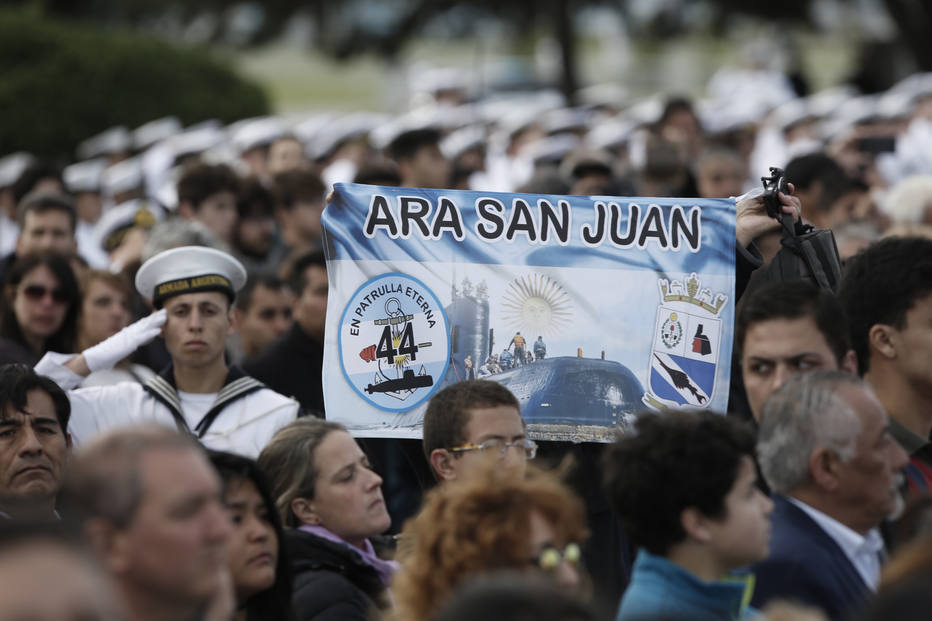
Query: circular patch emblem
[[660, 312, 683, 349], [338, 273, 450, 412]]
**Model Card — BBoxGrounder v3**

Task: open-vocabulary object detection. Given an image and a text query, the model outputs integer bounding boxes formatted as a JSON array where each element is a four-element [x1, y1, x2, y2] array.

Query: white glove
[[83, 309, 167, 372]]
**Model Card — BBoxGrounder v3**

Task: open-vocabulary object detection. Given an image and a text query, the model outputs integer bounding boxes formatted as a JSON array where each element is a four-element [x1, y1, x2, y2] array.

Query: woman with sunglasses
[[208, 450, 296, 621], [0, 253, 79, 365], [392, 463, 589, 621], [258, 418, 397, 621]]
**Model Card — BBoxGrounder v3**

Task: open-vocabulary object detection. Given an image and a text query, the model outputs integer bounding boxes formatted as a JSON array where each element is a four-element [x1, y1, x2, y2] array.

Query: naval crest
[[643, 273, 728, 410]]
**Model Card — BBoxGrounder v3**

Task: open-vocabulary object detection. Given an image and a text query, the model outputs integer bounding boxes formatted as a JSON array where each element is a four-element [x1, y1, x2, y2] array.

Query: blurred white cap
[[101, 157, 144, 197], [78, 126, 132, 160], [64, 158, 108, 194], [0, 152, 35, 188], [133, 117, 183, 151]]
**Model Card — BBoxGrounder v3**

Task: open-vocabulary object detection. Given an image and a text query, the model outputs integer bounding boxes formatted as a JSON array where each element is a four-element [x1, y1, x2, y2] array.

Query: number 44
[[376, 323, 419, 362]]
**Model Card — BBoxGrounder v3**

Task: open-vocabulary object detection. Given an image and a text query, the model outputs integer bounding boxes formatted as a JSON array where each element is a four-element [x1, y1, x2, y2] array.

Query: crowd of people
[[0, 62, 931, 621]]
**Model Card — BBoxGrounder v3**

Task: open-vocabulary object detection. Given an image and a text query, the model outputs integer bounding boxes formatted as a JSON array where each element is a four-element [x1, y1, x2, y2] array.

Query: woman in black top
[[258, 419, 397, 621]]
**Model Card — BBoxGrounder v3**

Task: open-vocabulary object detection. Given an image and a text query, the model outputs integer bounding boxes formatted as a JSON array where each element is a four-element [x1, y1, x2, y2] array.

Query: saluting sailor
[[35, 246, 301, 457]]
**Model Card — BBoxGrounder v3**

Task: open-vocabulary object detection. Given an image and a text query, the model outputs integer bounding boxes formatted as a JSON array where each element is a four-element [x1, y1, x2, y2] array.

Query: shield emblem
[[643, 275, 726, 409]]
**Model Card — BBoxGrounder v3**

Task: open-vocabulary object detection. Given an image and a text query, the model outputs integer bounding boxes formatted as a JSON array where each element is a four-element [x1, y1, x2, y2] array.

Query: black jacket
[[243, 324, 324, 415], [286, 529, 391, 621]]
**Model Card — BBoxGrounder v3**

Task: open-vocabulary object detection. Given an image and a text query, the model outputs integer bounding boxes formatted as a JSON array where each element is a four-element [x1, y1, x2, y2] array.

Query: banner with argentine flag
[[321, 183, 736, 441]]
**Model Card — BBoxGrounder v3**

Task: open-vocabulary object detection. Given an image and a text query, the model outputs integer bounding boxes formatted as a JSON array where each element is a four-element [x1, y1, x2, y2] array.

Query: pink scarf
[[298, 524, 399, 586]]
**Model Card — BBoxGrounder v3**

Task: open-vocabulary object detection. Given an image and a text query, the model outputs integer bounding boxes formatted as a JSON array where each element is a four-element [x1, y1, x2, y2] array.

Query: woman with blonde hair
[[393, 463, 589, 621], [258, 418, 397, 621]]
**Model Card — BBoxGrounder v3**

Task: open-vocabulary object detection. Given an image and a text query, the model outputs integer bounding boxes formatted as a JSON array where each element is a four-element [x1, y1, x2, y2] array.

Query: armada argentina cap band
[[135, 246, 247, 308]]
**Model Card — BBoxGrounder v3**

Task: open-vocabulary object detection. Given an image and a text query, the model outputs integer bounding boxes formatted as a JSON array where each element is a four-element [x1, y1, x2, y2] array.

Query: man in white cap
[[34, 246, 300, 457]]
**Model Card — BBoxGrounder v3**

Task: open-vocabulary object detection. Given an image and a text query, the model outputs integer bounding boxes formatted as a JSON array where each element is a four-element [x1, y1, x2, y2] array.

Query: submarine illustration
[[443, 278, 645, 429], [359, 297, 434, 401], [366, 368, 434, 394]]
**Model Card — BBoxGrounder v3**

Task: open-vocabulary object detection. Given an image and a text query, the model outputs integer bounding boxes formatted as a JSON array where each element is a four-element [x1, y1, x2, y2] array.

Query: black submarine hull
[[444, 356, 645, 429]]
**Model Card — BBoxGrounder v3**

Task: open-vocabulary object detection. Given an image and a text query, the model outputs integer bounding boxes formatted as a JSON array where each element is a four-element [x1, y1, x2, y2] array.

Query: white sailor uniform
[[36, 352, 299, 458]]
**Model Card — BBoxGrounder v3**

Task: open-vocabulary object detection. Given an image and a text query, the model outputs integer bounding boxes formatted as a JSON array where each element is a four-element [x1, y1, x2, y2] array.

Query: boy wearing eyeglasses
[[604, 410, 773, 621], [422, 380, 534, 484]]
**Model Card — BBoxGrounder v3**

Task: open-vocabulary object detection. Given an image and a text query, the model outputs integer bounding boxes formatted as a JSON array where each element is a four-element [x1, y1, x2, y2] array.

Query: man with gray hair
[[750, 370, 908, 620], [60, 425, 233, 621]]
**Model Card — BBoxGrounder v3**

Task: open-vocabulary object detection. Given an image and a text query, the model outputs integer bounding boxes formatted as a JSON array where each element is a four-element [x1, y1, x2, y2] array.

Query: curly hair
[[392, 464, 587, 621], [602, 409, 756, 556]]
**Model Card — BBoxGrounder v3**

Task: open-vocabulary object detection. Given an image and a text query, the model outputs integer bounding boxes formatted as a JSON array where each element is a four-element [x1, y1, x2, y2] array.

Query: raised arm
[[36, 309, 166, 382]]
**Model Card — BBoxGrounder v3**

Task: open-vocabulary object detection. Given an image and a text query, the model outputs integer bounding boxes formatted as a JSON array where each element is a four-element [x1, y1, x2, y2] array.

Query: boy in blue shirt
[[604, 410, 773, 621]]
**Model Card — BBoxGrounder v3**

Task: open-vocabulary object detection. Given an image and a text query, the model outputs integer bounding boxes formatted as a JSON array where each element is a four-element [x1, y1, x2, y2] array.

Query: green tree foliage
[[0, 10, 269, 160]]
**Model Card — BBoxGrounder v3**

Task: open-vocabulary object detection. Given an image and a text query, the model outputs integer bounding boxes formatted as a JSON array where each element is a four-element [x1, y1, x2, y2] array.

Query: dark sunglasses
[[21, 284, 69, 304]]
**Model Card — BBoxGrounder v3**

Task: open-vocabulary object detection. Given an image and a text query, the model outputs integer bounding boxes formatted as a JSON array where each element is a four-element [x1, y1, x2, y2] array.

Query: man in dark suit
[[752, 370, 909, 620]]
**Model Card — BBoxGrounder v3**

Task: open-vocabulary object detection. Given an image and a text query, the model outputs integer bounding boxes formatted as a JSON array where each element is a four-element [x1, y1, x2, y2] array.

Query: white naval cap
[[135, 245, 247, 308], [309, 113, 386, 160], [133, 117, 183, 151], [541, 107, 592, 135], [229, 116, 287, 154], [527, 134, 580, 166], [101, 157, 144, 198], [293, 114, 336, 148], [0, 152, 35, 188], [169, 124, 227, 161], [585, 119, 634, 151], [78, 126, 132, 160], [441, 125, 486, 161], [94, 198, 164, 252], [64, 159, 107, 194]]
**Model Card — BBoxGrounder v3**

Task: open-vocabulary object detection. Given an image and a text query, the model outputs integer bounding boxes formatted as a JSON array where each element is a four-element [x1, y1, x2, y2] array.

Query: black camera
[[761, 167, 788, 221]]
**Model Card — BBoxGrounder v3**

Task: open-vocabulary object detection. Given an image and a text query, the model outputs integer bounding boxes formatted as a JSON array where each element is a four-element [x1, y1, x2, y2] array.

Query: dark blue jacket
[[750, 494, 871, 620]]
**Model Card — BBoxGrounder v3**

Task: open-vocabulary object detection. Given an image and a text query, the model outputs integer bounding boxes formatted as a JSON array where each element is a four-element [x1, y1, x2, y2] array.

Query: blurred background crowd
[[4, 1, 932, 285], [3, 2, 932, 621]]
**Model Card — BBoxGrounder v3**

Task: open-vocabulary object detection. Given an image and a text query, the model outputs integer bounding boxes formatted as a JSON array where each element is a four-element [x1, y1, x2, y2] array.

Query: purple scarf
[[299, 524, 399, 586]]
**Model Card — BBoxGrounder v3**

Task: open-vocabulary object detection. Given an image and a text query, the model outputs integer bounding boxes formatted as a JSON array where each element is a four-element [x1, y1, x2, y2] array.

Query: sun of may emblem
[[501, 273, 574, 338], [660, 312, 683, 348]]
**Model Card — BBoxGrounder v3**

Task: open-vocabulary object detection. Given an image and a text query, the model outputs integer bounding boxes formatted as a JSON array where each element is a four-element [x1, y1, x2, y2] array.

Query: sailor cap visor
[[135, 246, 247, 308]]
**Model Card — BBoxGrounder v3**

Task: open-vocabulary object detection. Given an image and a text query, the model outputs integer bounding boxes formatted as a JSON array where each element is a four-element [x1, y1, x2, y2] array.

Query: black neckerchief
[[143, 364, 266, 438]]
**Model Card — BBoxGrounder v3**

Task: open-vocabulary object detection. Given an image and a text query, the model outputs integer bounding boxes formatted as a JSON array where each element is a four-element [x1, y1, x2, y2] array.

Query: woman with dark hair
[[258, 418, 397, 621], [208, 450, 296, 621], [0, 253, 79, 365]]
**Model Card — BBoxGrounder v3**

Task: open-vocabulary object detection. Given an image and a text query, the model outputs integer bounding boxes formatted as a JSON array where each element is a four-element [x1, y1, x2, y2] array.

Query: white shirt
[[178, 391, 218, 428], [787, 496, 885, 590], [36, 352, 300, 458]]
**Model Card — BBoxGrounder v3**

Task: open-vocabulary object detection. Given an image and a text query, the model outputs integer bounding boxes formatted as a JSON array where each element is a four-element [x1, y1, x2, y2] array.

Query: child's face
[[703, 456, 774, 569]]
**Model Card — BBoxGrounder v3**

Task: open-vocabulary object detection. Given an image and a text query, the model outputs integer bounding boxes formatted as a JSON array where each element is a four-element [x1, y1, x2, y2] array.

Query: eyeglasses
[[449, 438, 537, 460], [534, 543, 582, 572], [21, 285, 69, 304]]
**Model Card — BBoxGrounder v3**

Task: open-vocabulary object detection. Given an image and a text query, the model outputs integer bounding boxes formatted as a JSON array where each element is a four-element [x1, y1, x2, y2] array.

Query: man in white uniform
[[35, 246, 300, 457]]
